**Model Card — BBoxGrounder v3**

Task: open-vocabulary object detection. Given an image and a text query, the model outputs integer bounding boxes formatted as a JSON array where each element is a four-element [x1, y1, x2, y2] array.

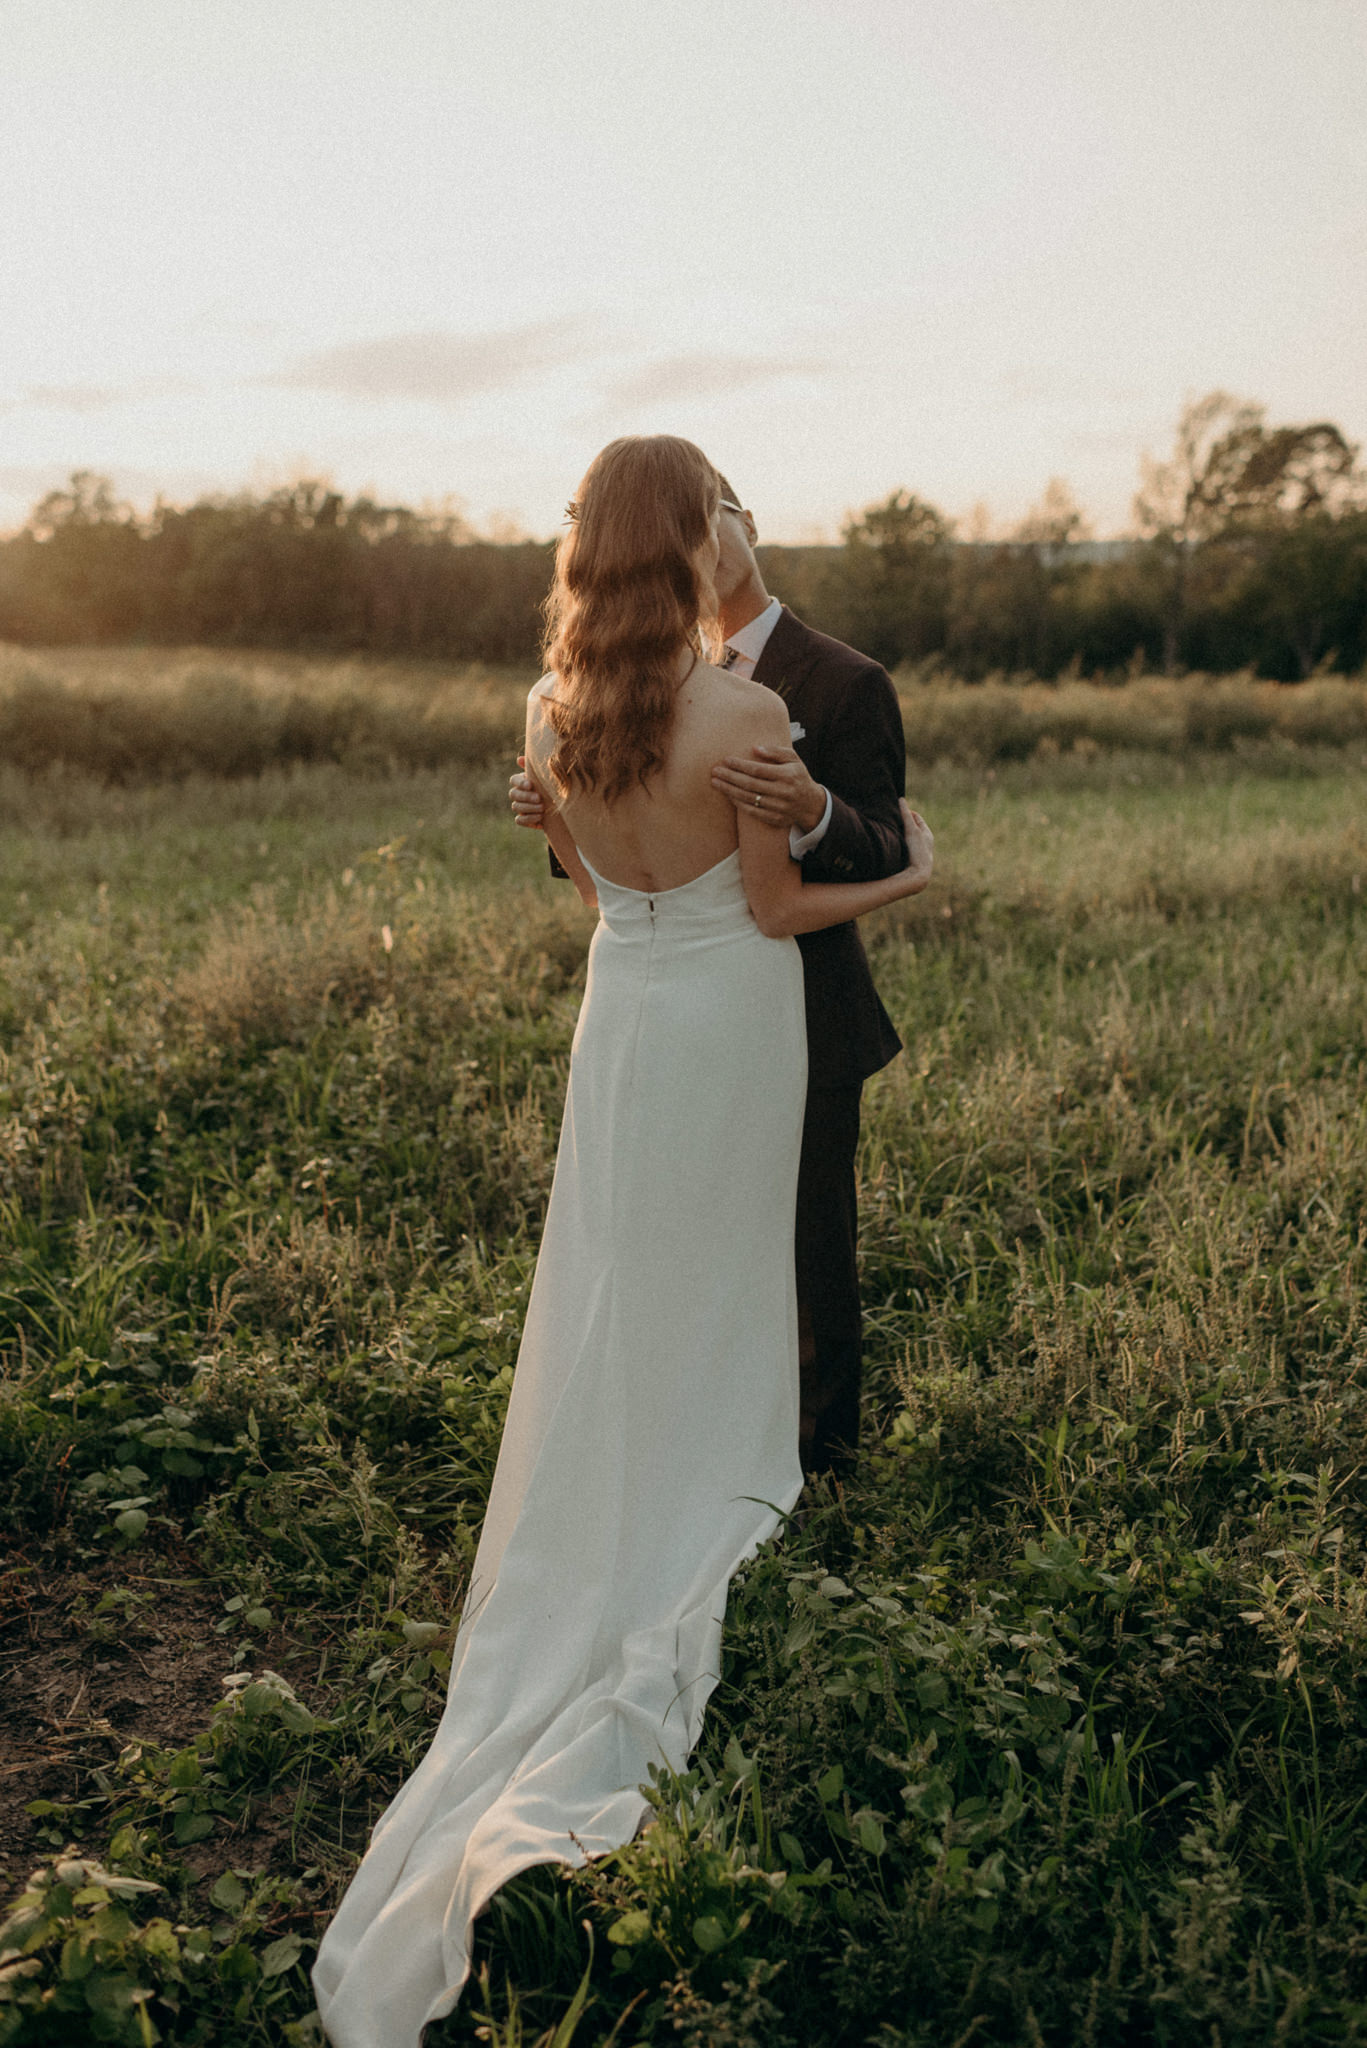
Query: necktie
[[720, 646, 744, 671]]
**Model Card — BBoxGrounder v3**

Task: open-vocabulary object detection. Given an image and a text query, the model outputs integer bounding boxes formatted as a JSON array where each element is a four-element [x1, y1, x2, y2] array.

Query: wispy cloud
[[24, 383, 126, 413], [20, 377, 197, 413], [602, 352, 830, 411], [264, 322, 583, 403], [993, 367, 1152, 413]]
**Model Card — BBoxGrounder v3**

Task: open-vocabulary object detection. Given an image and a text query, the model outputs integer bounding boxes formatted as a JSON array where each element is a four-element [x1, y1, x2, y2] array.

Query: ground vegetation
[[0, 656, 1365, 2044]]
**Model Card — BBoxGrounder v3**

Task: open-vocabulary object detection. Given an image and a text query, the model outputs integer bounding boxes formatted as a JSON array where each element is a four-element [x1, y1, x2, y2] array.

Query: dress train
[[313, 850, 806, 2046]]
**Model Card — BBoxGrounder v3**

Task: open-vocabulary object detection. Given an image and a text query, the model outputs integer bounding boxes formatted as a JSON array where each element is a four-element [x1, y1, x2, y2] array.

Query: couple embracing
[[313, 436, 933, 2046]]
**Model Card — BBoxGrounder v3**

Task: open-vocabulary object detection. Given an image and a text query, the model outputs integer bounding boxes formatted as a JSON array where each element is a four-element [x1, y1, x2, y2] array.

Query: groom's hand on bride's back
[[510, 756, 546, 830]]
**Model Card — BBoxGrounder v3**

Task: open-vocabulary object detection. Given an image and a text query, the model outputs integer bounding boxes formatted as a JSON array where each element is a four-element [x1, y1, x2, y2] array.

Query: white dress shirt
[[722, 599, 833, 858]]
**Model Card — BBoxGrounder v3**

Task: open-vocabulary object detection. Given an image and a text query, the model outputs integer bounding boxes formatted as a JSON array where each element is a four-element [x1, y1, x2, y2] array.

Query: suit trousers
[[795, 1082, 864, 1478]]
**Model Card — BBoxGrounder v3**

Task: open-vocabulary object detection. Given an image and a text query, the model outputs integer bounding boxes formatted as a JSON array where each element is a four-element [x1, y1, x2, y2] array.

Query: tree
[[12, 471, 146, 638], [1135, 393, 1258, 672], [1134, 393, 1362, 671], [942, 482, 1096, 678], [822, 490, 953, 668], [1013, 477, 1093, 554], [1243, 512, 1367, 678], [24, 469, 134, 542], [1234, 422, 1360, 521]]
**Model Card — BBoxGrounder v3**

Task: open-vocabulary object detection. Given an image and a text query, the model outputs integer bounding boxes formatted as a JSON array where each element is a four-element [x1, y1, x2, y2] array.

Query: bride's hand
[[510, 755, 547, 831], [898, 799, 934, 893]]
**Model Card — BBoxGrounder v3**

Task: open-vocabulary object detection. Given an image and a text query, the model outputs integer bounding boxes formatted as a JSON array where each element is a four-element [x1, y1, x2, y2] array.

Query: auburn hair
[[542, 436, 720, 803]]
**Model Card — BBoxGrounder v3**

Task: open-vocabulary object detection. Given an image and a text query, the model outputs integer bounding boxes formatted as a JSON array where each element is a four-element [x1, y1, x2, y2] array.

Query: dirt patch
[[0, 1544, 316, 1894]]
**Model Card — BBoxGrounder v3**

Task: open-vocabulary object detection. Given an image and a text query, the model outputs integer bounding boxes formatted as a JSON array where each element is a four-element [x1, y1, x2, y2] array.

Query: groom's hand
[[711, 745, 827, 834], [510, 756, 546, 830]]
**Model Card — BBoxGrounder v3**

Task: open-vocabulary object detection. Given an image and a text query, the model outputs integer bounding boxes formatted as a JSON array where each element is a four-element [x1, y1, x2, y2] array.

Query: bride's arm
[[525, 698, 597, 908], [737, 700, 932, 937]]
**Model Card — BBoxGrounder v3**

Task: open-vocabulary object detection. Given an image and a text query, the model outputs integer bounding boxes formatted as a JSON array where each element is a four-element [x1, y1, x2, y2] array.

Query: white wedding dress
[[313, 846, 807, 2047]]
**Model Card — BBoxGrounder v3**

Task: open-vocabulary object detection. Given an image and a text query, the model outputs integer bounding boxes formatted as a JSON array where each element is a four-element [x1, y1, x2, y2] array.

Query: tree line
[[1, 393, 1363, 678]]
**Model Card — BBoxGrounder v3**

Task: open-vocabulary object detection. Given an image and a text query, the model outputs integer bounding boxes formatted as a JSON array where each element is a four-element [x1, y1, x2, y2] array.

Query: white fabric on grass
[[313, 848, 806, 2047]]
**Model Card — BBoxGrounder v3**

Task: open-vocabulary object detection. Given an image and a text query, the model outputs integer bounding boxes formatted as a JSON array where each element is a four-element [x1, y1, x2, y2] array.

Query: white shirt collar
[[724, 595, 783, 666]]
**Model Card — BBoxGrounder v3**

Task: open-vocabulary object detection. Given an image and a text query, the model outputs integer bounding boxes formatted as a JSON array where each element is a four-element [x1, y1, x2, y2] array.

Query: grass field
[[1, 653, 1365, 2045]]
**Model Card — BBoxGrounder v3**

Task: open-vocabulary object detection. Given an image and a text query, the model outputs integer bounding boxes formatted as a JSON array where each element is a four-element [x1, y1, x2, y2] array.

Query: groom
[[511, 477, 908, 1479]]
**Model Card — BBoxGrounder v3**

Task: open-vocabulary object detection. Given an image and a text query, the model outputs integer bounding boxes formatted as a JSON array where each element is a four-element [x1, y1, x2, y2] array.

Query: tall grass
[[897, 669, 1367, 765], [0, 645, 528, 782], [3, 644, 1366, 784], [0, 659, 1365, 2043]]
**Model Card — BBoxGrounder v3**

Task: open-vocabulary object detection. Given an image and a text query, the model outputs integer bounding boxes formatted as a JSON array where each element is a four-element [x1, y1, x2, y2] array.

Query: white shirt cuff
[[789, 786, 833, 858]]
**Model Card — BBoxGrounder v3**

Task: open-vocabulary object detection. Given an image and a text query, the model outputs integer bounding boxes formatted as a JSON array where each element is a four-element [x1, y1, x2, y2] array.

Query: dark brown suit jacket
[[751, 607, 906, 1088]]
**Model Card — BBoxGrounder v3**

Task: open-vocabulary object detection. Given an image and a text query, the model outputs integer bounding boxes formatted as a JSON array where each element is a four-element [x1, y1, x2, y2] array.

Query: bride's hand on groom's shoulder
[[510, 756, 546, 830], [899, 800, 934, 892], [711, 744, 827, 834]]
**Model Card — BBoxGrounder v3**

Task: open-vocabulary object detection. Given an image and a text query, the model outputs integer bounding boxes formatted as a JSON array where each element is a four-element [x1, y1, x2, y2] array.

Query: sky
[[1, 0, 1364, 542]]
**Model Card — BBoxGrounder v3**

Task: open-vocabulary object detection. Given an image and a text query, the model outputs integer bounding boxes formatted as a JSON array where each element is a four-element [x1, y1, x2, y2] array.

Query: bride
[[312, 435, 933, 2046]]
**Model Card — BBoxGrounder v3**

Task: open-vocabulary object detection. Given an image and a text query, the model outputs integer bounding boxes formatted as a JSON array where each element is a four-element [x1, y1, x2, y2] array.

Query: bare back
[[526, 661, 786, 893]]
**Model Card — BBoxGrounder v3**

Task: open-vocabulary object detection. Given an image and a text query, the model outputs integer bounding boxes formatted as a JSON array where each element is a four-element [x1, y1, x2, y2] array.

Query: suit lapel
[[751, 607, 814, 706]]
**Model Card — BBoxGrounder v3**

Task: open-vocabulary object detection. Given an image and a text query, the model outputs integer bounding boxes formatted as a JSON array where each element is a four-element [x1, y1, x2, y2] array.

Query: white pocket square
[[789, 721, 806, 741]]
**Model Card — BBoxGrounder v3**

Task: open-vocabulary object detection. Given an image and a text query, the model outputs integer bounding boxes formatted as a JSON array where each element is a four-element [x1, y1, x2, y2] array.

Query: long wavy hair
[[541, 436, 720, 803]]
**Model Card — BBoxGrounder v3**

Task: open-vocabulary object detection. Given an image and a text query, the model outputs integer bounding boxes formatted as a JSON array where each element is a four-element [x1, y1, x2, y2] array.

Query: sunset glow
[[2, 0, 1363, 540]]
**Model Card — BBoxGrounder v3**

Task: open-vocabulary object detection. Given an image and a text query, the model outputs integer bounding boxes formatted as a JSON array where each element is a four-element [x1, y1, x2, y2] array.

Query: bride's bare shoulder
[[721, 673, 791, 744], [684, 672, 789, 766], [693, 663, 786, 720]]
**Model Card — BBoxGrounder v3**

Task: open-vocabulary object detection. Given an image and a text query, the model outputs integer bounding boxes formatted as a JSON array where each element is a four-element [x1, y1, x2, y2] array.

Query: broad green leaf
[[84, 1968, 142, 2015], [261, 1931, 305, 1977], [210, 1873, 247, 1913], [401, 1620, 443, 1649], [904, 1768, 953, 1827], [142, 1919, 180, 1963], [173, 1809, 215, 1846], [217, 1940, 259, 1983], [723, 1737, 754, 1782], [606, 1910, 651, 1947], [857, 1813, 887, 1856], [59, 1933, 94, 1980], [691, 1915, 729, 1953], [88, 1905, 132, 1944]]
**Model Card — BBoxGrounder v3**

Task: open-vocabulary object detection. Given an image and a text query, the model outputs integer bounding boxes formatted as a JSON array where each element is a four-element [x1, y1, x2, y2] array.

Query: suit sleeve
[[799, 659, 908, 884], [548, 846, 569, 880]]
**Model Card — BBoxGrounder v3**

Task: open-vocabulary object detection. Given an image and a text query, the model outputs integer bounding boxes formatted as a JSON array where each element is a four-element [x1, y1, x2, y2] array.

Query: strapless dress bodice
[[578, 848, 755, 939]]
